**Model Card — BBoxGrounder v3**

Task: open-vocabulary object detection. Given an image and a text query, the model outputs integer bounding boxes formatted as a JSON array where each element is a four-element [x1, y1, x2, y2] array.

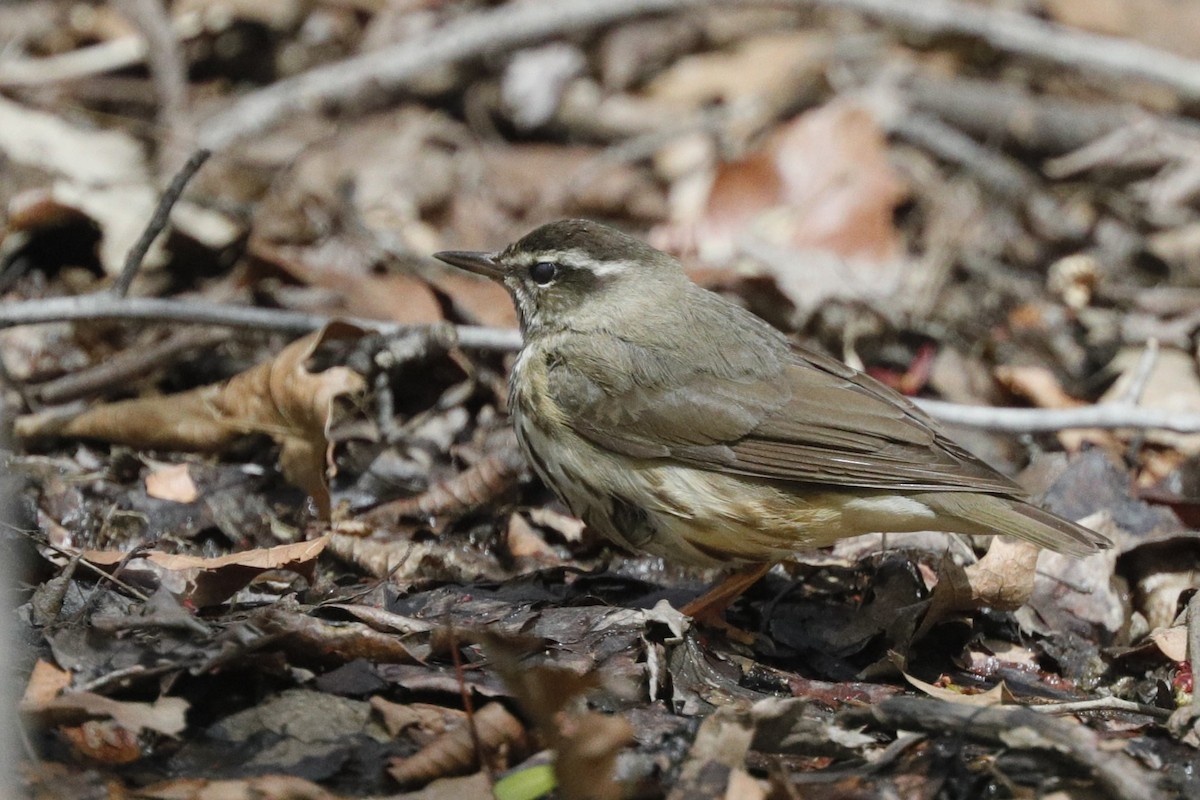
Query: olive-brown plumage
[[435, 220, 1110, 567]]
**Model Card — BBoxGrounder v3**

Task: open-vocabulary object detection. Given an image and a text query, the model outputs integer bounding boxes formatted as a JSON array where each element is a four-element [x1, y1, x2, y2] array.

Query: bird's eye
[[529, 261, 558, 285]]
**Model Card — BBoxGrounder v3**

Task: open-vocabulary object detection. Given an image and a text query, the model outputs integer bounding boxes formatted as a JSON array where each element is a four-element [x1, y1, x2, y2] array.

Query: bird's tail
[[920, 492, 1111, 557]]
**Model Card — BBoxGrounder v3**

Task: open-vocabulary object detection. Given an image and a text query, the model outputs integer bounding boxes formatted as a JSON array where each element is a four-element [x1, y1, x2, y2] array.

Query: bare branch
[[0, 295, 524, 352], [199, 0, 1200, 151]]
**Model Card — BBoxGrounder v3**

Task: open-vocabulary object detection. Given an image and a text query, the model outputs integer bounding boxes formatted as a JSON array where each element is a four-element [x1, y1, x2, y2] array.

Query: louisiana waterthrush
[[435, 220, 1109, 573]]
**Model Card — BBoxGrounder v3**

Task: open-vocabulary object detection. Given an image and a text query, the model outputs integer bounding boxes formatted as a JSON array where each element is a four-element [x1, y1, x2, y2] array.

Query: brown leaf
[[903, 673, 1014, 707], [920, 537, 1040, 638], [387, 702, 527, 787], [144, 463, 199, 504], [61, 719, 144, 764], [702, 99, 905, 263], [482, 634, 632, 800], [23, 690, 188, 737], [20, 659, 71, 709], [253, 239, 447, 325], [15, 323, 366, 518], [80, 536, 329, 607], [1151, 626, 1188, 662], [645, 32, 828, 109]]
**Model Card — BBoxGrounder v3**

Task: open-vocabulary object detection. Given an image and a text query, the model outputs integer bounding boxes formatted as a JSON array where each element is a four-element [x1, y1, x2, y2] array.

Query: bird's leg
[[680, 563, 772, 624]]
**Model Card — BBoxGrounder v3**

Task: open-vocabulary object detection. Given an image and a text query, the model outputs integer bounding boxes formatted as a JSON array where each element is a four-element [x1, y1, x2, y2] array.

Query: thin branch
[[3, 295, 1197, 431], [113, 0, 194, 172], [823, 0, 1200, 102], [841, 696, 1168, 800], [0, 294, 524, 351], [0, 13, 204, 88], [32, 327, 232, 404], [110, 148, 211, 297], [1027, 697, 1173, 721], [915, 399, 1200, 434], [198, 0, 1200, 151], [1115, 339, 1160, 406]]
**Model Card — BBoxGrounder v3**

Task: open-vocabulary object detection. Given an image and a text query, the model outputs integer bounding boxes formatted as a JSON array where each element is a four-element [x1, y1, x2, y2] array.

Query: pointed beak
[[434, 250, 503, 280]]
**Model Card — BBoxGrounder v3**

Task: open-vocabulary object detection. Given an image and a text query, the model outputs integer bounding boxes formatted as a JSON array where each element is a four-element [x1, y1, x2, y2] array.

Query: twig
[[1026, 697, 1173, 721], [889, 111, 1085, 242], [113, 0, 193, 171], [3, 296, 1198, 432], [33, 327, 231, 404], [1190, 592, 1200, 719], [0, 295, 525, 351], [110, 148, 211, 297], [200, 0, 715, 150], [840, 696, 1168, 800], [903, 74, 1141, 155], [198, 0, 1200, 151], [448, 627, 494, 786], [6, 525, 152, 603], [0, 12, 204, 87], [822, 0, 1200, 103], [1115, 339, 1160, 406], [915, 399, 1200, 434], [364, 438, 526, 523]]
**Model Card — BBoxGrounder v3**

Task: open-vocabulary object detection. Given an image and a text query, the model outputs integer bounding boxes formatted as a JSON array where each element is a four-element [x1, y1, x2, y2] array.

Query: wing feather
[[543, 296, 1021, 497]]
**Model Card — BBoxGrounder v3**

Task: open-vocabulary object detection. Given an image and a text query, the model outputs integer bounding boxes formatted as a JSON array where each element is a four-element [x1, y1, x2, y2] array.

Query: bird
[[434, 219, 1109, 615]]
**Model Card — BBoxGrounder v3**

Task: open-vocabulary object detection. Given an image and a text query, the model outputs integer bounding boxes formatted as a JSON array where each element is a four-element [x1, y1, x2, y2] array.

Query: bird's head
[[434, 219, 687, 336]]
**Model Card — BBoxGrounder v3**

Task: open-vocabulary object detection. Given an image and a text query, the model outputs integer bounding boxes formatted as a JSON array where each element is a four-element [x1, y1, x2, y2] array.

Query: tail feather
[[921, 492, 1111, 557]]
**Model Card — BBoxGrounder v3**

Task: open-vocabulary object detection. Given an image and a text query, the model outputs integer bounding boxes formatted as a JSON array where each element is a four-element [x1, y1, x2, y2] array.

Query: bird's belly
[[512, 410, 893, 567]]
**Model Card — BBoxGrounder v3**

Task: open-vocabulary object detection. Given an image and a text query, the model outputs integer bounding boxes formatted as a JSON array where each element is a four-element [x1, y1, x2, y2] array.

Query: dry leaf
[[702, 99, 905, 262], [387, 702, 527, 787], [23, 690, 188, 736], [20, 659, 72, 709], [903, 673, 1014, 707], [920, 537, 1040, 638], [646, 32, 827, 109], [252, 239, 447, 325], [482, 634, 632, 800], [15, 323, 366, 518], [61, 720, 144, 764], [79, 536, 329, 607], [1151, 626, 1188, 662], [145, 463, 199, 504]]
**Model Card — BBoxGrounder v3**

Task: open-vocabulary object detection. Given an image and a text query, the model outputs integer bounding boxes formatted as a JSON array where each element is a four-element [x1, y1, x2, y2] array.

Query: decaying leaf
[[481, 634, 634, 800], [22, 687, 188, 737], [78, 536, 329, 607], [919, 537, 1040, 638], [15, 323, 366, 518], [903, 673, 1014, 707], [387, 701, 527, 787]]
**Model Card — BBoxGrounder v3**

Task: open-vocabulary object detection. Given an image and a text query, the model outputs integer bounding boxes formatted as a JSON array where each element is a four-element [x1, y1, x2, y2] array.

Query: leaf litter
[[3, 1, 1200, 798]]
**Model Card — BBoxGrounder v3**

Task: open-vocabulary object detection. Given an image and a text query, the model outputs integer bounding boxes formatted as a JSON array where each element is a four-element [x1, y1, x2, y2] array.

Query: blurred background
[[2, 1, 1200, 797]]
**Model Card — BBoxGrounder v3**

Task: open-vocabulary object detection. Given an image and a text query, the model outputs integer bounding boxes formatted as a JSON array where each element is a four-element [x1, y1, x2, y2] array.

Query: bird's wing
[[546, 335, 1023, 496]]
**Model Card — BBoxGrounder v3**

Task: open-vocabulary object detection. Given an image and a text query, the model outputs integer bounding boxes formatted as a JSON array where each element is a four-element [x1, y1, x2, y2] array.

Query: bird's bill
[[433, 250, 503, 279]]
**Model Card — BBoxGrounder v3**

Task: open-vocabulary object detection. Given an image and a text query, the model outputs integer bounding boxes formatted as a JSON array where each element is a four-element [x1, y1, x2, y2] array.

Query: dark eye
[[529, 261, 558, 285]]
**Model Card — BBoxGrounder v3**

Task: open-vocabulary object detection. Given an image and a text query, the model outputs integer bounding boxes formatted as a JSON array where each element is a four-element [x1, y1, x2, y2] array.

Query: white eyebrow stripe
[[588, 259, 636, 277]]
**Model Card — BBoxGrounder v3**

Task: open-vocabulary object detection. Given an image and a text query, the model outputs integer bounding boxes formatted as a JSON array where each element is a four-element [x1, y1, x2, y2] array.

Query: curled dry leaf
[[919, 537, 1040, 638], [387, 701, 527, 787], [15, 323, 366, 518], [903, 673, 1014, 707], [79, 535, 329, 607]]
